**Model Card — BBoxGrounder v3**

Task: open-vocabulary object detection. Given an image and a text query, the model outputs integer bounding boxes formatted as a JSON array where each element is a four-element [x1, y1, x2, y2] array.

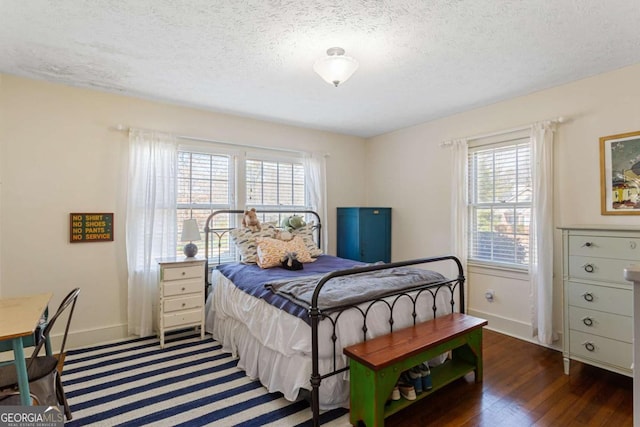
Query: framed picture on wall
[[600, 130, 640, 215]]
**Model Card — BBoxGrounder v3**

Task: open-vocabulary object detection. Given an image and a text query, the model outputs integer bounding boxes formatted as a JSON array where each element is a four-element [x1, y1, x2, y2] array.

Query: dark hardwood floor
[[385, 330, 632, 427]]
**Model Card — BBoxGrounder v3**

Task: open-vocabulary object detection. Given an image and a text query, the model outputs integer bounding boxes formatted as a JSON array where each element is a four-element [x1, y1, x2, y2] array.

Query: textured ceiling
[[1, 1, 640, 138]]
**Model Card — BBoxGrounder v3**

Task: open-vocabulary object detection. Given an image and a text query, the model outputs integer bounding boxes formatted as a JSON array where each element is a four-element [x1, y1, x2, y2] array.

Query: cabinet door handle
[[582, 263, 594, 273], [582, 242, 594, 247], [582, 317, 594, 327], [582, 292, 594, 302], [583, 342, 596, 352]]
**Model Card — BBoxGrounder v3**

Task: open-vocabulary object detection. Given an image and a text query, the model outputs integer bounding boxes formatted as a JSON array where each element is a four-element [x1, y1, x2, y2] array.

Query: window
[[245, 157, 307, 224], [176, 149, 310, 258], [467, 136, 531, 267], [177, 151, 234, 257]]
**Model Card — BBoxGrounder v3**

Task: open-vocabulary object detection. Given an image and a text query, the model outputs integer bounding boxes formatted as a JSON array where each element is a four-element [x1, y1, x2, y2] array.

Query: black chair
[[0, 288, 80, 419]]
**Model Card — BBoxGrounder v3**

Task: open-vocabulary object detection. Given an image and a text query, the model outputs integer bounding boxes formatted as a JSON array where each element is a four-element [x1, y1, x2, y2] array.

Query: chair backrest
[[29, 288, 80, 366]]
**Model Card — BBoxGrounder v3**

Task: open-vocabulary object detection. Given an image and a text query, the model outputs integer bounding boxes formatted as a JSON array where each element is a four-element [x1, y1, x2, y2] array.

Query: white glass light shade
[[313, 47, 359, 87], [181, 218, 201, 242]]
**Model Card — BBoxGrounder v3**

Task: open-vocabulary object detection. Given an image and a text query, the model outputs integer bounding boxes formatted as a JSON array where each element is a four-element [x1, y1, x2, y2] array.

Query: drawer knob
[[582, 292, 594, 302], [181, 287, 186, 291], [182, 303, 186, 307], [583, 264, 594, 273], [582, 317, 594, 327], [631, 241, 637, 250], [182, 272, 186, 276], [583, 342, 596, 352], [582, 242, 593, 247]]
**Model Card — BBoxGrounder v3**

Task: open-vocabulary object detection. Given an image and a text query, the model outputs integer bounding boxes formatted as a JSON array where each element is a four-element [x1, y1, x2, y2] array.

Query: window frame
[[467, 130, 532, 270], [244, 155, 308, 209], [176, 143, 238, 259]]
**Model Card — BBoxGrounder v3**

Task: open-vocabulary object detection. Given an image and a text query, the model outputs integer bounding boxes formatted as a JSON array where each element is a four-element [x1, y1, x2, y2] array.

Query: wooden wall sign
[[70, 213, 114, 243]]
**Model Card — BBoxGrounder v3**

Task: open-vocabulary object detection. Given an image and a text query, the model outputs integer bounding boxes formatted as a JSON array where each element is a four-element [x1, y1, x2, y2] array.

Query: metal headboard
[[203, 209, 322, 276]]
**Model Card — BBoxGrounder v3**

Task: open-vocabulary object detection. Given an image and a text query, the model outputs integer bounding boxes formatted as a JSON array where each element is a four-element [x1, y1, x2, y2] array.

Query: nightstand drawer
[[568, 306, 631, 342], [162, 265, 203, 281], [569, 330, 632, 371], [568, 256, 634, 284], [566, 281, 631, 316], [163, 309, 202, 328], [569, 235, 640, 260], [164, 295, 203, 313], [163, 279, 202, 297]]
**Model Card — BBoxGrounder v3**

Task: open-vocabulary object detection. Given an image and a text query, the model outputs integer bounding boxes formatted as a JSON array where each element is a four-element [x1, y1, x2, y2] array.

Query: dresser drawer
[[569, 330, 632, 371], [568, 255, 635, 284], [569, 234, 640, 260], [162, 265, 203, 281], [163, 279, 202, 297], [566, 281, 631, 316], [163, 295, 203, 313], [568, 306, 631, 343], [163, 309, 202, 328]]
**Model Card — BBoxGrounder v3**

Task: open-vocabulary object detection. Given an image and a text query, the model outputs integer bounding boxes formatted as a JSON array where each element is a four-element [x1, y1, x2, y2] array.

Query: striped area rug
[[62, 331, 349, 426]]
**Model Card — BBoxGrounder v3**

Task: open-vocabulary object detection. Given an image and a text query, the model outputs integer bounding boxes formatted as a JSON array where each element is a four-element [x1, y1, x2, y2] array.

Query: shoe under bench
[[343, 313, 488, 427]]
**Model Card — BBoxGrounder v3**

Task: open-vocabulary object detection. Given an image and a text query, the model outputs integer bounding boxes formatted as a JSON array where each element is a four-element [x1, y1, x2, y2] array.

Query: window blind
[[468, 137, 531, 267], [177, 151, 234, 258]]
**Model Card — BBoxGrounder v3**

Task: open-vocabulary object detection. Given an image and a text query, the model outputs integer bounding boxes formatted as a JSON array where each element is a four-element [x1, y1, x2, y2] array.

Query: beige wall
[[0, 74, 367, 347], [366, 63, 640, 345], [3, 62, 640, 350]]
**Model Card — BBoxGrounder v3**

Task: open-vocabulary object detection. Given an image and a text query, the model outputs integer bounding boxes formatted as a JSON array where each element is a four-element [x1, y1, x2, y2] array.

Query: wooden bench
[[343, 313, 488, 426]]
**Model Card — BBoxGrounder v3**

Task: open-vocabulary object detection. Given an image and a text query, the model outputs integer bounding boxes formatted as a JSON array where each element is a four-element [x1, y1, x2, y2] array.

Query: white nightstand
[[157, 257, 206, 349]]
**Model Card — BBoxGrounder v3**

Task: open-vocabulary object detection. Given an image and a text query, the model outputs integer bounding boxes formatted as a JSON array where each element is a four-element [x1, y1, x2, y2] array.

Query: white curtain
[[529, 122, 557, 345], [303, 153, 328, 251], [450, 139, 469, 311], [126, 130, 178, 337]]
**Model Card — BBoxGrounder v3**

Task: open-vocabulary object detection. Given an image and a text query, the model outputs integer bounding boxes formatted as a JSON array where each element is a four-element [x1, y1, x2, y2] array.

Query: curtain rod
[[111, 124, 309, 156], [439, 116, 567, 147]]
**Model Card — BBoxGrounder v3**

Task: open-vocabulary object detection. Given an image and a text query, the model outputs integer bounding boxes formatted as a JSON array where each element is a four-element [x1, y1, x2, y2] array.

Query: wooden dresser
[[559, 225, 640, 377], [156, 257, 206, 349]]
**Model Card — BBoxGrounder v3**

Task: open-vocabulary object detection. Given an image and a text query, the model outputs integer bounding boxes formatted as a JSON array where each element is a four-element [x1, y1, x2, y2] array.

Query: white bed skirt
[[205, 269, 449, 409]]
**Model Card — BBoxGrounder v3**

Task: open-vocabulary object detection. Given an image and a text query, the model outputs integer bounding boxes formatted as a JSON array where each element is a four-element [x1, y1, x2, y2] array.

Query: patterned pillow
[[229, 224, 276, 264], [255, 236, 315, 269], [291, 221, 323, 257]]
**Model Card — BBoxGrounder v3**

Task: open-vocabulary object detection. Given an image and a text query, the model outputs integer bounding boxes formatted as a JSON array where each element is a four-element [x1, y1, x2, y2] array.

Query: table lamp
[[181, 218, 201, 257]]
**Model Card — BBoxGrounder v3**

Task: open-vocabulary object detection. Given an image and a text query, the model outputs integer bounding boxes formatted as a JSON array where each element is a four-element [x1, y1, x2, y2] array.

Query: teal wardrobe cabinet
[[337, 207, 391, 263]]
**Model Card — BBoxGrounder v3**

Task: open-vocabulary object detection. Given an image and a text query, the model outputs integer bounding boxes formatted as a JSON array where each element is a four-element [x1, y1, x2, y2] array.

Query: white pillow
[[290, 221, 323, 257], [229, 224, 277, 264]]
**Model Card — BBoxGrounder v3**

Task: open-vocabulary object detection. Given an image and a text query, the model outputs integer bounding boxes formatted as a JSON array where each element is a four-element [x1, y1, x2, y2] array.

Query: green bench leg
[[452, 329, 484, 382], [349, 360, 398, 426]]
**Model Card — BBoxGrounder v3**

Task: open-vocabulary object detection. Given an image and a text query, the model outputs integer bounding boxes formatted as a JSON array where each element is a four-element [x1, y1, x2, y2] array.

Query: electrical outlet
[[485, 289, 495, 302]]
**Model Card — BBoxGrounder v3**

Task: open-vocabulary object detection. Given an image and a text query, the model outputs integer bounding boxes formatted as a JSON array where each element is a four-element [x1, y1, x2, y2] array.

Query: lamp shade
[[313, 47, 359, 87], [181, 218, 201, 242]]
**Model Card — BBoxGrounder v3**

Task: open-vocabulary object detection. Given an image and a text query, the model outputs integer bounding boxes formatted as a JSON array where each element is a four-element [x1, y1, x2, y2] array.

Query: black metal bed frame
[[204, 209, 465, 427]]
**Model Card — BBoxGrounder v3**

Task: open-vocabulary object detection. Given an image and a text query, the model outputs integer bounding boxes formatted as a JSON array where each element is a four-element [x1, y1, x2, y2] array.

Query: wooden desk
[[0, 293, 52, 405]]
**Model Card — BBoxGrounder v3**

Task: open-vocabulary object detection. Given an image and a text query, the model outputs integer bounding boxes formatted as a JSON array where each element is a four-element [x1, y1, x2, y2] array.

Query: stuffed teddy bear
[[281, 251, 303, 271], [242, 208, 261, 232]]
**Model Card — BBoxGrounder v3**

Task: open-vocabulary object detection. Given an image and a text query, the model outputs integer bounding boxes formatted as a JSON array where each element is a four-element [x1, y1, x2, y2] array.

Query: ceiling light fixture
[[313, 47, 359, 87]]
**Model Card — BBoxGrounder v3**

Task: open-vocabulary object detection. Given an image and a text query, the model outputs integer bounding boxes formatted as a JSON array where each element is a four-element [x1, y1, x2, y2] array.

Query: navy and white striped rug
[[62, 331, 349, 426]]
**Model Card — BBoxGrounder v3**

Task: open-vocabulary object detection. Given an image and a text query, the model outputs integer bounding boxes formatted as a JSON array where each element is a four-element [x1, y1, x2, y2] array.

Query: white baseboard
[[468, 308, 562, 352], [50, 323, 132, 351]]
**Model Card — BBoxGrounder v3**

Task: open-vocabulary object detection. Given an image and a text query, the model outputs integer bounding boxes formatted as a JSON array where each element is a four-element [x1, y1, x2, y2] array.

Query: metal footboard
[[202, 209, 464, 427]]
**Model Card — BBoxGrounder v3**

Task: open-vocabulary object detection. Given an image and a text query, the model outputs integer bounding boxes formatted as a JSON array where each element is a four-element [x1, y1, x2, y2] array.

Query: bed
[[203, 209, 465, 426]]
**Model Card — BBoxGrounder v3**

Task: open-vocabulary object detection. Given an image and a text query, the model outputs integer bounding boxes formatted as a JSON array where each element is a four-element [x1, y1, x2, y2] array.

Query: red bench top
[[343, 313, 487, 370]]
